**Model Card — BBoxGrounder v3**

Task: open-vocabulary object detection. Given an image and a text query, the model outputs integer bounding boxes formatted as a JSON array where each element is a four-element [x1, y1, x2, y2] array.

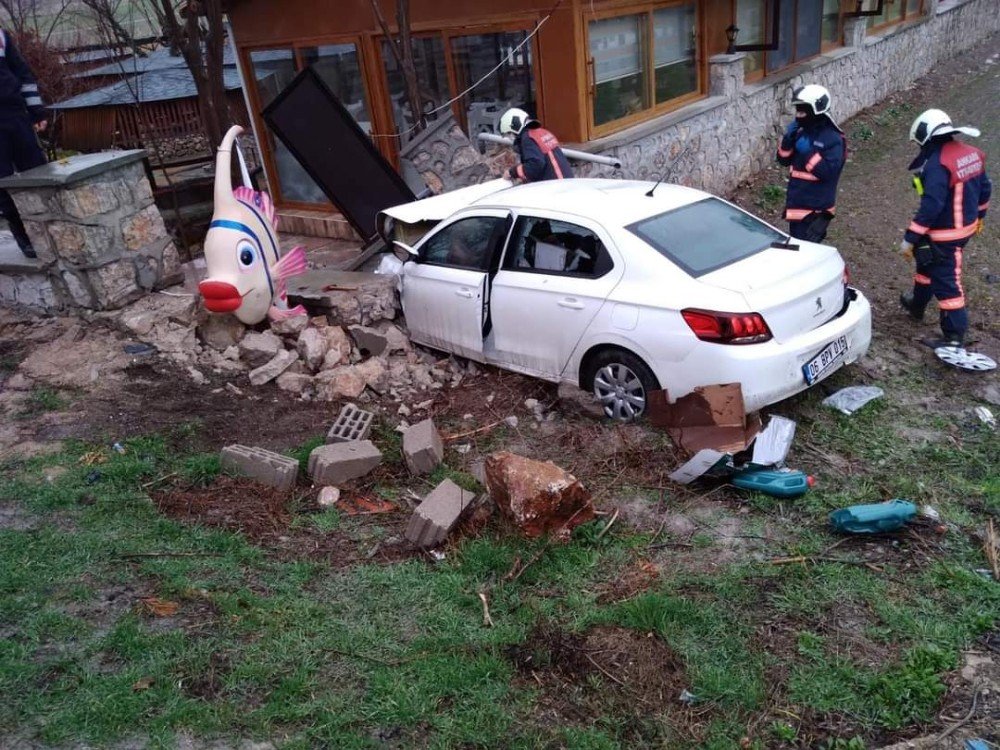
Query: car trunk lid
[[700, 244, 846, 343]]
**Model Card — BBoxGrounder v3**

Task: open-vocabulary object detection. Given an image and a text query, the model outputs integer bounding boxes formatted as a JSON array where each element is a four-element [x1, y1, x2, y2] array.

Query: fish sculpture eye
[[237, 240, 257, 271]]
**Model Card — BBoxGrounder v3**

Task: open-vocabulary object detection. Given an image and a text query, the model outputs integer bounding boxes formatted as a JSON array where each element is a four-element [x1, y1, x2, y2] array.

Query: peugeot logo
[[812, 296, 825, 317]]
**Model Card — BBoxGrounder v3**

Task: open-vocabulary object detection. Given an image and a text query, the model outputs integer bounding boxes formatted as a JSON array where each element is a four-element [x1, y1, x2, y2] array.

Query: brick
[[220, 444, 299, 492], [404, 478, 475, 548], [402, 418, 443, 475], [326, 403, 375, 443], [308, 440, 382, 484]]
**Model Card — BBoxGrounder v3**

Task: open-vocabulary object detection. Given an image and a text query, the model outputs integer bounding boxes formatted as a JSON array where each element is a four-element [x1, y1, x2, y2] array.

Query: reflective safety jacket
[[512, 125, 574, 182], [776, 117, 846, 221], [904, 138, 992, 246], [0, 29, 45, 123]]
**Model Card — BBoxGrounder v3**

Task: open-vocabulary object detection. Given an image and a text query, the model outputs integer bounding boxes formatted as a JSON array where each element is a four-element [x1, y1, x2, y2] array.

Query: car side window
[[420, 216, 505, 271], [503, 216, 613, 278]]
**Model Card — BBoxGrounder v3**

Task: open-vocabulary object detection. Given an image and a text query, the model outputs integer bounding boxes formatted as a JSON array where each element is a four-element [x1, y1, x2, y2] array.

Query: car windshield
[[627, 197, 785, 277]]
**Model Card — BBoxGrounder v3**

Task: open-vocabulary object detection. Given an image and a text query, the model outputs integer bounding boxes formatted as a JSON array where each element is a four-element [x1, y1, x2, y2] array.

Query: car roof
[[470, 178, 711, 226]]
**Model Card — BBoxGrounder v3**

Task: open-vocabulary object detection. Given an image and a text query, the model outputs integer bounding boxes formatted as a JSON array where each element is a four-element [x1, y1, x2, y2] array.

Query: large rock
[[248, 349, 297, 386], [198, 314, 246, 351], [239, 330, 282, 368], [270, 315, 308, 337], [286, 270, 399, 326], [321, 326, 352, 369], [314, 357, 387, 401], [297, 327, 329, 372], [484, 452, 595, 541], [276, 371, 314, 396]]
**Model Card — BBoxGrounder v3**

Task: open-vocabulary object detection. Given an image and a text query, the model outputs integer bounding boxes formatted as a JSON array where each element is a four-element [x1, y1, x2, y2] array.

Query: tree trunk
[[395, 0, 425, 134]]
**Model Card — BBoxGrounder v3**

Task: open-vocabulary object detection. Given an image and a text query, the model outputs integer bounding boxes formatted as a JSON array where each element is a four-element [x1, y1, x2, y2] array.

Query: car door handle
[[455, 289, 474, 299], [558, 297, 585, 310]]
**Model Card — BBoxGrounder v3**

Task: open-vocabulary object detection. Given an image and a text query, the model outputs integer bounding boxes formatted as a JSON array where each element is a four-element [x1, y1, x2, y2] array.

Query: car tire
[[582, 348, 660, 423]]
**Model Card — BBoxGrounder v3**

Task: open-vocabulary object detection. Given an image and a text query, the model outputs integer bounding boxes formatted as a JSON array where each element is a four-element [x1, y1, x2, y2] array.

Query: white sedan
[[378, 178, 872, 422]]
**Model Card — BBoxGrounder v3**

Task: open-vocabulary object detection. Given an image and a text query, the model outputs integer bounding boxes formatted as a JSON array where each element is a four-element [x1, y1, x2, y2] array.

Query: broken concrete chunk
[[314, 357, 387, 401], [405, 478, 475, 548], [402, 418, 444, 474], [349, 325, 390, 357], [248, 349, 297, 386], [320, 326, 352, 370], [308, 440, 383, 484], [270, 315, 308, 337], [318, 486, 341, 507], [220, 444, 298, 492], [327, 403, 375, 443], [275, 371, 313, 395], [197, 314, 245, 352], [238, 330, 282, 368], [297, 327, 329, 372], [485, 452, 595, 541], [286, 270, 399, 326]]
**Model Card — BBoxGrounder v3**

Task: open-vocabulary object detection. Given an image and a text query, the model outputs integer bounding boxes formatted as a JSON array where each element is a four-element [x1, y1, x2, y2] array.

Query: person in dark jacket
[[776, 84, 846, 243], [499, 107, 573, 183], [898, 108, 991, 348], [0, 28, 47, 258]]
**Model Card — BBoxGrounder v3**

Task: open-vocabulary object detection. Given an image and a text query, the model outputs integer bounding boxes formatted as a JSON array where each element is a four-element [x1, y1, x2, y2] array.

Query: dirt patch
[[152, 476, 413, 566], [507, 624, 702, 743]]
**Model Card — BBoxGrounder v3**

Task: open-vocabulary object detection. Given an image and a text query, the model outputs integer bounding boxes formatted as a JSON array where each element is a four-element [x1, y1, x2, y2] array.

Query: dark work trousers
[[911, 241, 968, 342], [788, 212, 833, 243], [0, 116, 46, 249]]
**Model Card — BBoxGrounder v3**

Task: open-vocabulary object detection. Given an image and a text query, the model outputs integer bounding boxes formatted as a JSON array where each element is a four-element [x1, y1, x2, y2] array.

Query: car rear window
[[626, 197, 785, 277]]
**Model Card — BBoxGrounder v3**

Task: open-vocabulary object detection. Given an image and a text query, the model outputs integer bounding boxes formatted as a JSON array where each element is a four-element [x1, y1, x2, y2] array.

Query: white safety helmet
[[499, 107, 535, 136], [791, 84, 832, 116], [909, 108, 981, 146]]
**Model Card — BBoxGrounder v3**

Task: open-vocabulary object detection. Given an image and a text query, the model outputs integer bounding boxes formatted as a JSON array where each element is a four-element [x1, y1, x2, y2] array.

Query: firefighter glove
[[795, 135, 812, 154], [898, 239, 914, 260]]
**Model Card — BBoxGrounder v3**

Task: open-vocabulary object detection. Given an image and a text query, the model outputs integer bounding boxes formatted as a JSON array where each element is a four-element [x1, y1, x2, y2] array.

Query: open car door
[[401, 210, 512, 360]]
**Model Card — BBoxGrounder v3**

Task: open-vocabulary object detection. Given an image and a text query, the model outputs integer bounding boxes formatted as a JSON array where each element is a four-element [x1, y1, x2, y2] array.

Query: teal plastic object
[[731, 467, 814, 498], [829, 500, 917, 534]]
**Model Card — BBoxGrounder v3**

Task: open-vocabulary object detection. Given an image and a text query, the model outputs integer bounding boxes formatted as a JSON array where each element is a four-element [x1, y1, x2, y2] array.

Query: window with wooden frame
[[586, 1, 702, 137], [733, 0, 846, 82], [377, 22, 541, 154], [862, 0, 924, 33], [244, 39, 374, 208]]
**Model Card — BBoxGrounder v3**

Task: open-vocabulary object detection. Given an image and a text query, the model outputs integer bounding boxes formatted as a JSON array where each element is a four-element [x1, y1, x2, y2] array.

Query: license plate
[[803, 335, 848, 384]]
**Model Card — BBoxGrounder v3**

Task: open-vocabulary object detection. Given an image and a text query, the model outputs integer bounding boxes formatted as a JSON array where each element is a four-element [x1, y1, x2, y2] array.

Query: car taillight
[[681, 308, 772, 345]]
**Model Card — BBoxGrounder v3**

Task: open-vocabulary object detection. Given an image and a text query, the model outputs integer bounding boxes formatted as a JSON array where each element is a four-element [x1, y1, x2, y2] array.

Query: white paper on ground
[[751, 415, 797, 467], [669, 449, 727, 484]]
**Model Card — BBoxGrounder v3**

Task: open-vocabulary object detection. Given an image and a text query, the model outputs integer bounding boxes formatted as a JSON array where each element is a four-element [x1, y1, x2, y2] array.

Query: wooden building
[[227, 0, 926, 214]]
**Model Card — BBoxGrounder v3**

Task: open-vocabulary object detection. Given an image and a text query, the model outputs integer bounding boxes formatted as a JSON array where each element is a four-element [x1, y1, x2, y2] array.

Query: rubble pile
[[109, 274, 476, 402]]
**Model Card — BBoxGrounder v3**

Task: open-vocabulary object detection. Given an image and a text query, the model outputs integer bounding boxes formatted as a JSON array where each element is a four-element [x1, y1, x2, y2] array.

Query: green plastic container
[[731, 467, 813, 498], [829, 500, 917, 534]]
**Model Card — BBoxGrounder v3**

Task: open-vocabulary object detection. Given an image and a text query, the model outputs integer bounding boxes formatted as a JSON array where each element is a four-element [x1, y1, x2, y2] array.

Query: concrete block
[[402, 418, 444, 475], [405, 478, 475, 548], [308, 440, 382, 484], [327, 403, 375, 443], [220, 444, 299, 492]]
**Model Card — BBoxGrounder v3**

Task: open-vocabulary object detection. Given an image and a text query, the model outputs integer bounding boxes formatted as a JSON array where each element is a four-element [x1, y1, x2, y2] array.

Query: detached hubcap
[[593, 363, 646, 421]]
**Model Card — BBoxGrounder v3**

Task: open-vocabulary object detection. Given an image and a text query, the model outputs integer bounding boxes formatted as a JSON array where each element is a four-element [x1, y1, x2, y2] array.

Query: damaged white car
[[378, 178, 872, 422]]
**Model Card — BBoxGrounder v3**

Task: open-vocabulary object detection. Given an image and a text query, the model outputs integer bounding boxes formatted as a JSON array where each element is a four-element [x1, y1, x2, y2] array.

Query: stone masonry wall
[[576, 0, 1000, 195], [4, 155, 180, 312]]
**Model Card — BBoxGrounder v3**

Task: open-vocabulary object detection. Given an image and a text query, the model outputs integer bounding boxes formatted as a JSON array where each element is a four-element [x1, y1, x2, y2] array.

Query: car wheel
[[583, 348, 660, 423]]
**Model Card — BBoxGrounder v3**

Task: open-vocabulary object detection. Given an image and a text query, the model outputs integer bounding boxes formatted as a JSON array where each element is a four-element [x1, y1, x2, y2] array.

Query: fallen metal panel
[[262, 66, 415, 242]]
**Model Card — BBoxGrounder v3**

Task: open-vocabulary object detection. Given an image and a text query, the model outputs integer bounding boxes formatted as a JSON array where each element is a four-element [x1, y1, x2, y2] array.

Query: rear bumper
[[649, 288, 872, 413]]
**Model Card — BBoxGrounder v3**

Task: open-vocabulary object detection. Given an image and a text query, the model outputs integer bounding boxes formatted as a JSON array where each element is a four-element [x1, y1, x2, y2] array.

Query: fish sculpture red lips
[[199, 280, 242, 312]]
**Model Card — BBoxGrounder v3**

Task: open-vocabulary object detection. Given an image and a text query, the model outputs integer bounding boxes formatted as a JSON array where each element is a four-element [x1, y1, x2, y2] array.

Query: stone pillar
[[844, 16, 869, 48], [709, 53, 747, 98], [0, 150, 180, 311]]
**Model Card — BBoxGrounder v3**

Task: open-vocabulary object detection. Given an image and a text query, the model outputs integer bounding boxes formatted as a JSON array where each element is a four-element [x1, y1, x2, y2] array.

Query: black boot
[[899, 292, 924, 322], [921, 335, 963, 349]]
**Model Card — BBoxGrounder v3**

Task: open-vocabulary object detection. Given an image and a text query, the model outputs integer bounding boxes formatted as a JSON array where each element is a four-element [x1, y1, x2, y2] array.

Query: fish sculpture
[[199, 125, 307, 325]]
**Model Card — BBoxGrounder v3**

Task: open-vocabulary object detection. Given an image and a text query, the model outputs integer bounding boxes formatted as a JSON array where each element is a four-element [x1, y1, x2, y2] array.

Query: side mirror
[[392, 240, 418, 262]]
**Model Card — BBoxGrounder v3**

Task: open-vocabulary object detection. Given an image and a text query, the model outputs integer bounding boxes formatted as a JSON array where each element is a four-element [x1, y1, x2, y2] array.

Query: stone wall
[[575, 0, 1000, 194], [0, 150, 180, 312]]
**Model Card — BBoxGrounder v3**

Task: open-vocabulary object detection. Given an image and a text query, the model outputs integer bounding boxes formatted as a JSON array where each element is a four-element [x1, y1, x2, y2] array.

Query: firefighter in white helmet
[[498, 107, 573, 183], [897, 109, 991, 348], [776, 84, 846, 243]]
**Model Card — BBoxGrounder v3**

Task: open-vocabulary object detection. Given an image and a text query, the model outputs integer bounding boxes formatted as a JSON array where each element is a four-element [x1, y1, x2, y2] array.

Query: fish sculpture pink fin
[[233, 186, 279, 230], [272, 245, 307, 281], [267, 289, 307, 322]]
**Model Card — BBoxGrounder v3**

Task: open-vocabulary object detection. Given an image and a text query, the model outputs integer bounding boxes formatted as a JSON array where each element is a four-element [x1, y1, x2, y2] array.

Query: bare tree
[[78, 0, 145, 54], [0, 0, 74, 46], [370, 0, 425, 137], [150, 0, 229, 149]]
